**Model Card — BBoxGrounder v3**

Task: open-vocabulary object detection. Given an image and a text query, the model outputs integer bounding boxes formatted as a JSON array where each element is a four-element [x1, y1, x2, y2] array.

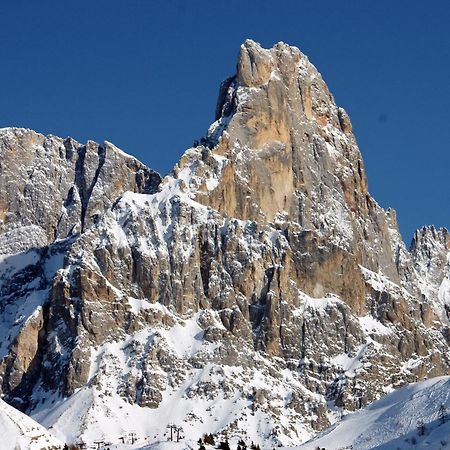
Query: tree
[[204, 434, 215, 445], [439, 403, 447, 424], [217, 440, 231, 450], [237, 438, 247, 450], [417, 419, 426, 436]]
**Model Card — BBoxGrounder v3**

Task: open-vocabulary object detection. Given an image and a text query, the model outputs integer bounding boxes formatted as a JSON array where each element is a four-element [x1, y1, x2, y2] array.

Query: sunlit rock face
[[0, 40, 448, 448]]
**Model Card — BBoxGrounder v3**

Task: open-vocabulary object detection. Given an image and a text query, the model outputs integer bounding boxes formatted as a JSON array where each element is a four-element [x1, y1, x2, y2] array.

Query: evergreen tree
[[217, 440, 231, 450], [204, 434, 215, 445], [439, 403, 447, 424], [237, 438, 247, 450], [417, 419, 426, 436]]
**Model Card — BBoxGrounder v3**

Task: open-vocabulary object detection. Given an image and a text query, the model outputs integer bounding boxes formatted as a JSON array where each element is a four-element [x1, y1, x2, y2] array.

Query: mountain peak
[[237, 39, 275, 87], [236, 39, 308, 89], [180, 41, 386, 262]]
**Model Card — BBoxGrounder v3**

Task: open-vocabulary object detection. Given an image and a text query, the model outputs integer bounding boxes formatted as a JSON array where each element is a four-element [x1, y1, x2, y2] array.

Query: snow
[[28, 304, 321, 449], [1, 55, 449, 450], [0, 398, 62, 450], [330, 344, 368, 376], [318, 194, 354, 248], [295, 376, 450, 450], [128, 297, 153, 315], [358, 315, 393, 336], [0, 286, 48, 359], [360, 265, 407, 299], [34, 362, 301, 449], [158, 314, 204, 358], [207, 113, 232, 145], [438, 277, 450, 305], [270, 69, 281, 81], [113, 158, 212, 251], [0, 238, 77, 358], [0, 249, 41, 284], [109, 217, 130, 248], [294, 293, 342, 314], [325, 141, 340, 159]]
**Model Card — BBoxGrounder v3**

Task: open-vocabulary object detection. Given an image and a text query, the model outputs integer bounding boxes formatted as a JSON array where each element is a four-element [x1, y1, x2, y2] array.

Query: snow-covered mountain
[[0, 40, 449, 449]]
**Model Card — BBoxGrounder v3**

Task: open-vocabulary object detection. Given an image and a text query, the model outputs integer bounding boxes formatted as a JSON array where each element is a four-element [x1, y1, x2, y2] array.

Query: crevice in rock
[[74, 145, 88, 231], [74, 143, 106, 233]]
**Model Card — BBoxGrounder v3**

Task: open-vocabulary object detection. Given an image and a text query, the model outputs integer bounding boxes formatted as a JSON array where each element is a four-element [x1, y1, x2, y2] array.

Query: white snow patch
[[360, 265, 408, 299], [330, 344, 368, 377], [438, 277, 450, 305], [358, 315, 393, 336], [127, 297, 153, 314]]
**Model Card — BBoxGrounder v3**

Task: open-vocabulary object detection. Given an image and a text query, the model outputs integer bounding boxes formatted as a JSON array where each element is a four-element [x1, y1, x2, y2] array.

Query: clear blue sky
[[1, 0, 449, 243]]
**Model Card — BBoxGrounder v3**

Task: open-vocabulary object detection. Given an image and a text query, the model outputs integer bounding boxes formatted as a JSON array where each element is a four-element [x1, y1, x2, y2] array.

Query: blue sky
[[1, 0, 449, 242]]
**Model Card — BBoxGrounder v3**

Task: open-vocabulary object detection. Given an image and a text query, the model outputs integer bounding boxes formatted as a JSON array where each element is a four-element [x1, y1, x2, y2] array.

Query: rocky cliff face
[[0, 40, 449, 448], [410, 226, 450, 320], [0, 128, 160, 254]]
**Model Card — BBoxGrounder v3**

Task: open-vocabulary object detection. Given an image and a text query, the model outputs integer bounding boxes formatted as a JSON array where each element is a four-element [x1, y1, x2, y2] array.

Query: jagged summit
[[0, 127, 160, 254], [235, 39, 324, 90], [0, 41, 449, 448]]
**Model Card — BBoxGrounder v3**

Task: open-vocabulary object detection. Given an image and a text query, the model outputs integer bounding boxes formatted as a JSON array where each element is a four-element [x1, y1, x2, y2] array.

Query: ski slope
[[297, 376, 450, 450], [0, 398, 62, 450]]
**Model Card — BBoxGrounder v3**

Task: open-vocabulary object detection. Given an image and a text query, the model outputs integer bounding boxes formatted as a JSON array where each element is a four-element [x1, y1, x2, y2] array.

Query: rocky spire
[[172, 40, 400, 283]]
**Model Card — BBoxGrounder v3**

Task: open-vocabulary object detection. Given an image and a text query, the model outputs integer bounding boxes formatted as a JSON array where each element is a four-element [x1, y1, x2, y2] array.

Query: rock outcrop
[[0, 40, 448, 448]]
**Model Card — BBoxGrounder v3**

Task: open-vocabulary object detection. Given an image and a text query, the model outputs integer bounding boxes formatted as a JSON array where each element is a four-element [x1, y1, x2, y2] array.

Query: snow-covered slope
[[0, 398, 62, 450], [30, 307, 317, 447], [298, 376, 450, 450]]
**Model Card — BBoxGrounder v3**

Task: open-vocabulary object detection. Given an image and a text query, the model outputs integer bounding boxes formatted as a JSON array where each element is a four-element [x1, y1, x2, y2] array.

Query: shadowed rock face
[[0, 41, 449, 447]]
